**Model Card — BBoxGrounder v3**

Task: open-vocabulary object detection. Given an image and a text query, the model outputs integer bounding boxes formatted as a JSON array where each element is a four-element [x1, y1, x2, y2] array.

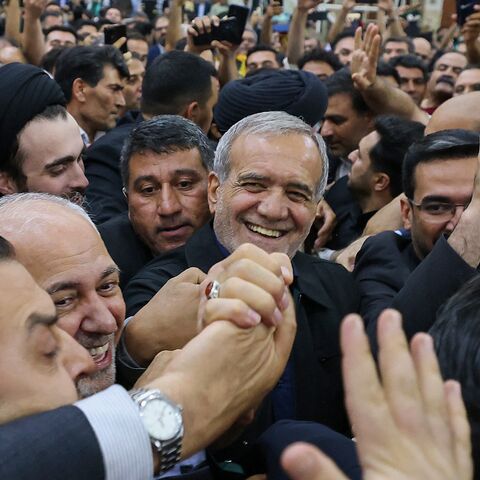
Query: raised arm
[[287, 0, 322, 66], [22, 0, 48, 65], [351, 24, 429, 124]]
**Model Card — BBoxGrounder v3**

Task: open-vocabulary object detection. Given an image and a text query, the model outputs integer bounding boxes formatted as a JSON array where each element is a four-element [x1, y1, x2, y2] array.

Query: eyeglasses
[[408, 198, 470, 223]]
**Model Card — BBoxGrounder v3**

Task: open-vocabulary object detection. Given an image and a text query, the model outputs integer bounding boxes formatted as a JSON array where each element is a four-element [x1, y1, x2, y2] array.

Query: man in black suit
[[0, 208, 298, 479], [122, 112, 359, 475], [353, 129, 480, 352], [84, 50, 218, 224], [98, 116, 213, 288]]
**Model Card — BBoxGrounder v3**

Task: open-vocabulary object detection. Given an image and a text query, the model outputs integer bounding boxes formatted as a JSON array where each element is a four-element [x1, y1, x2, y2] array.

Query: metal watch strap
[[129, 388, 183, 474]]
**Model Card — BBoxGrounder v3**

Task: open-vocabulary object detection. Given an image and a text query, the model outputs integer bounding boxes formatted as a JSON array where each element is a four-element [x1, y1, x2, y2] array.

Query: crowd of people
[[0, 0, 480, 478]]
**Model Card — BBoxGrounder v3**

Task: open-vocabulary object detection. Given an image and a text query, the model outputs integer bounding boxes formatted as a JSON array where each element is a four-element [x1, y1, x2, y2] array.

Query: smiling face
[[209, 133, 322, 259], [7, 206, 126, 398], [0, 259, 94, 423]]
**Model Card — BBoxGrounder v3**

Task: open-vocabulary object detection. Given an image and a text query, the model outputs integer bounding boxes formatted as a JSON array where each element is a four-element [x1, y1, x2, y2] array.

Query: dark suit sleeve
[[84, 138, 128, 224], [389, 236, 476, 338], [356, 235, 476, 353], [0, 406, 104, 480]]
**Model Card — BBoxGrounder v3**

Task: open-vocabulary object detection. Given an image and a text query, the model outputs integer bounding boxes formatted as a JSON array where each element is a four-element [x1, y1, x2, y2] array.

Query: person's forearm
[[327, 7, 349, 44], [23, 12, 46, 65], [361, 79, 429, 124], [387, 15, 405, 37], [260, 15, 273, 45], [437, 22, 457, 50], [5, 0, 22, 46], [466, 38, 480, 64], [165, 0, 184, 52], [287, 7, 308, 65], [217, 53, 238, 87]]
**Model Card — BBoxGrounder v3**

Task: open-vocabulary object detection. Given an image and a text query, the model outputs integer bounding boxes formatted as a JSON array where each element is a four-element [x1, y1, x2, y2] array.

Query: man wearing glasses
[[353, 129, 480, 353]]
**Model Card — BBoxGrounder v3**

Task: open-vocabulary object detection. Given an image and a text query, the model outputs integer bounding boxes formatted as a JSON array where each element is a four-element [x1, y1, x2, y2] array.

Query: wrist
[[124, 316, 159, 367]]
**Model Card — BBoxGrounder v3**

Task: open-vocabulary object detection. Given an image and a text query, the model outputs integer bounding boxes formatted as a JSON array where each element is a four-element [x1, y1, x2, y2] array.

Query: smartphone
[[104, 24, 127, 53], [457, 0, 478, 25], [193, 5, 250, 46]]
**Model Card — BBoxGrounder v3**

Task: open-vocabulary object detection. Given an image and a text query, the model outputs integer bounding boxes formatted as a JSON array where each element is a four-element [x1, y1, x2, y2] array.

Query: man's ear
[[400, 196, 412, 230], [0, 172, 18, 195], [207, 172, 220, 215], [184, 101, 200, 124], [72, 78, 88, 103], [373, 172, 390, 193]]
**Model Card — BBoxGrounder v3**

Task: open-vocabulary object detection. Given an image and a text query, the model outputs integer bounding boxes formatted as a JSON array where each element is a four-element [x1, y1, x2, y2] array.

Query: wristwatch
[[129, 388, 184, 474]]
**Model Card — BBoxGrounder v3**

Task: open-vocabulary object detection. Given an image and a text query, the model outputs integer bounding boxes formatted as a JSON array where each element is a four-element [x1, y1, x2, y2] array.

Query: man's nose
[[59, 329, 96, 381], [158, 186, 182, 217], [444, 205, 467, 234], [80, 296, 119, 336], [257, 190, 289, 221]]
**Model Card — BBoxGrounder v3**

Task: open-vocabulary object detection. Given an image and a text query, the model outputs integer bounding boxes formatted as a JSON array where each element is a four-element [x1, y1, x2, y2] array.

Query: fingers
[[220, 276, 286, 326], [170, 267, 206, 285], [281, 443, 348, 480], [208, 243, 291, 289], [341, 313, 393, 447], [410, 333, 451, 452], [273, 289, 296, 361], [354, 25, 363, 50], [444, 380, 473, 478], [377, 310, 425, 436]]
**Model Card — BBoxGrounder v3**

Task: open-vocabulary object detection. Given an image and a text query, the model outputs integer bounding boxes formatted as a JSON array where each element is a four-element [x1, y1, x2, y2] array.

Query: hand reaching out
[[351, 24, 381, 91], [282, 310, 473, 480]]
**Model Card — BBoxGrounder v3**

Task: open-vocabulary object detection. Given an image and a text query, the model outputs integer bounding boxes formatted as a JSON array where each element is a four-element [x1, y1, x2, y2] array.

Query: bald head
[[0, 193, 97, 262], [0, 192, 124, 398], [426, 92, 480, 134]]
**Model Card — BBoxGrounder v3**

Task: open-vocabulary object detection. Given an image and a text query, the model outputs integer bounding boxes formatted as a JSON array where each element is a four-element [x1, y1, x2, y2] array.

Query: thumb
[[281, 443, 348, 480]]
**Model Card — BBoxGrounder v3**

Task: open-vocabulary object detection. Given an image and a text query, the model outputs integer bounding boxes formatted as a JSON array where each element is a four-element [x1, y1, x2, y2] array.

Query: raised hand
[[351, 24, 381, 91], [282, 310, 473, 480]]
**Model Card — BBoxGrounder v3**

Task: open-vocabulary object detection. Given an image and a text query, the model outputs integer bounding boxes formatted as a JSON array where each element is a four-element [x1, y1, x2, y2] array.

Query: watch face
[[142, 399, 181, 441]]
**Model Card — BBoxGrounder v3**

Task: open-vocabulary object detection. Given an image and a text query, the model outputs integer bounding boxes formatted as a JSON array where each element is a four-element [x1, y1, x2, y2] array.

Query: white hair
[[0, 193, 97, 238], [214, 111, 329, 200]]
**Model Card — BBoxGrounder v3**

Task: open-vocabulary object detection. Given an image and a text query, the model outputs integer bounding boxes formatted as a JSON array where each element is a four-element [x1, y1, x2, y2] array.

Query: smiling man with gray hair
[[122, 111, 359, 473]]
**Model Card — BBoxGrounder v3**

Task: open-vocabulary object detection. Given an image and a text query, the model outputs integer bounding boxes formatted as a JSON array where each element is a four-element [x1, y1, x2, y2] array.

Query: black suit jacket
[[0, 406, 103, 480], [84, 111, 143, 224], [324, 176, 375, 250], [354, 230, 477, 353], [123, 223, 359, 442], [98, 212, 153, 289]]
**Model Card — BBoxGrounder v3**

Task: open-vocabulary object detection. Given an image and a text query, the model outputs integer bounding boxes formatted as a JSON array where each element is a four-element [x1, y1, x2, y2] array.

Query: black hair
[[324, 67, 371, 115], [126, 30, 148, 42], [120, 115, 214, 188], [430, 274, 480, 480], [2, 105, 68, 188], [43, 25, 78, 40], [130, 21, 153, 37], [330, 29, 355, 51], [376, 61, 401, 85], [389, 54, 428, 81], [369, 115, 425, 197], [382, 36, 414, 54], [246, 44, 283, 66], [54, 45, 129, 102], [73, 19, 99, 32], [141, 50, 217, 117], [40, 11, 62, 22], [0, 236, 15, 260], [297, 48, 343, 72], [40, 46, 66, 74], [402, 129, 480, 200]]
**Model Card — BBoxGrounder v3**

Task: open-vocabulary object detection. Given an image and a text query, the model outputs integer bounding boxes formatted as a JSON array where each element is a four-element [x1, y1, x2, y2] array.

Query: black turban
[[0, 63, 66, 164], [214, 69, 328, 133]]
